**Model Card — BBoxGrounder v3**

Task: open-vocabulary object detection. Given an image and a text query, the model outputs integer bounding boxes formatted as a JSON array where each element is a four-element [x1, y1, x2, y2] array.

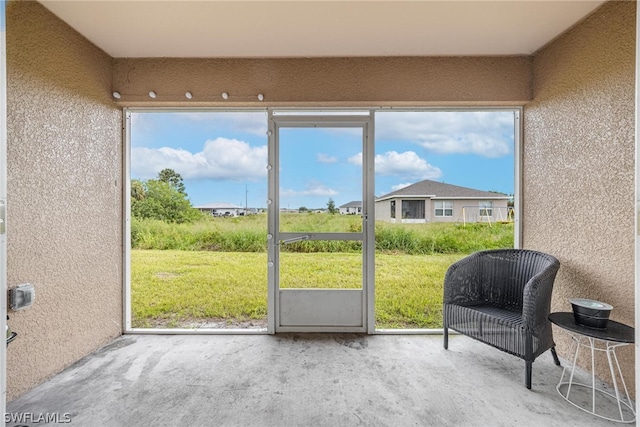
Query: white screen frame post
[[123, 110, 132, 332], [514, 107, 523, 249]]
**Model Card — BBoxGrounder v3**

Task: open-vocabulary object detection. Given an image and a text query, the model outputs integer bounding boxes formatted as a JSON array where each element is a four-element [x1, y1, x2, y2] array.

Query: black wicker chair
[[443, 249, 561, 389]]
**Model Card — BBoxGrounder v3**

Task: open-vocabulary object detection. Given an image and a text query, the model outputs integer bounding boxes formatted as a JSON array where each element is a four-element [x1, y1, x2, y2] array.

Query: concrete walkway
[[7, 334, 634, 426]]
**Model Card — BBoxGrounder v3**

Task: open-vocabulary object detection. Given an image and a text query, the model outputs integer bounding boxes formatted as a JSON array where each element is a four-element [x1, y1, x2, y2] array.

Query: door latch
[[0, 200, 5, 234], [279, 235, 311, 245]]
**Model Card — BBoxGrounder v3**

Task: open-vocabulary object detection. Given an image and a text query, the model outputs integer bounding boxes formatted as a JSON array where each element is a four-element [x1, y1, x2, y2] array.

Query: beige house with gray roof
[[375, 180, 511, 224], [339, 201, 362, 215]]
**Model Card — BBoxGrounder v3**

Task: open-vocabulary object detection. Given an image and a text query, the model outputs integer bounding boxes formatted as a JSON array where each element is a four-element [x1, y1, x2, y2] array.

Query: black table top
[[549, 312, 635, 343]]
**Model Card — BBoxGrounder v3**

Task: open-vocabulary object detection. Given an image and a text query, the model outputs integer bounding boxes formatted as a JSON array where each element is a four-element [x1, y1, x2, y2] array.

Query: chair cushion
[[445, 303, 534, 359], [446, 304, 523, 332]]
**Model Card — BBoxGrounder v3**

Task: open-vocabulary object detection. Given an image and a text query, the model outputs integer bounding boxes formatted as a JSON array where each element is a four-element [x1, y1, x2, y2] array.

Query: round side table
[[549, 312, 635, 423]]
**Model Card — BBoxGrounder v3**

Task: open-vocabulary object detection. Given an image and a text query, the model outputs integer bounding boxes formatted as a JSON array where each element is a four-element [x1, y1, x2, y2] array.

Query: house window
[[479, 201, 493, 217], [434, 201, 453, 217], [390, 200, 396, 219], [402, 200, 425, 219]]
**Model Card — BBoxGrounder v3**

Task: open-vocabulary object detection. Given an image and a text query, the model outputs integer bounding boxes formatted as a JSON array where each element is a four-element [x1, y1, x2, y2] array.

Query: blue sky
[[130, 111, 515, 209]]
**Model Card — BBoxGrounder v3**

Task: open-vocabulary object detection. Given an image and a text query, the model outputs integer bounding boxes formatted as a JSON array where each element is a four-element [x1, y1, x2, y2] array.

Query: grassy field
[[131, 250, 462, 329], [131, 214, 513, 329], [132, 213, 513, 254], [131, 251, 268, 328]]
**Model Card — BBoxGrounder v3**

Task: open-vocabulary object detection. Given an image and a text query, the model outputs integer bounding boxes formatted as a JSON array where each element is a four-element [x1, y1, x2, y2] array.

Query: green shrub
[[131, 180, 203, 224]]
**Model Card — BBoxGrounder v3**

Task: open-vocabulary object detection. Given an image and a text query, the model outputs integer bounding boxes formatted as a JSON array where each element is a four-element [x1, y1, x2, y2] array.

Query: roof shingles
[[377, 179, 509, 200], [339, 201, 362, 208]]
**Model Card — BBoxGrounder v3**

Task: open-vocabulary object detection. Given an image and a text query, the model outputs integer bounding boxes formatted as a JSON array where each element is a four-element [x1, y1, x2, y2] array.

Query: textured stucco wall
[[6, 2, 122, 400], [113, 56, 532, 107], [524, 0, 635, 391]]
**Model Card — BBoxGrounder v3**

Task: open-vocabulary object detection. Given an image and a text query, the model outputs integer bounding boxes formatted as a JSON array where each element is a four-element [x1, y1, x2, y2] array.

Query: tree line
[[132, 169, 342, 223]]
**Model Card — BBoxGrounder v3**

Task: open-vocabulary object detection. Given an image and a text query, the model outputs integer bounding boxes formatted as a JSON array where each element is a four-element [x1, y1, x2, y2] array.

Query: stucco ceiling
[[38, 0, 607, 58]]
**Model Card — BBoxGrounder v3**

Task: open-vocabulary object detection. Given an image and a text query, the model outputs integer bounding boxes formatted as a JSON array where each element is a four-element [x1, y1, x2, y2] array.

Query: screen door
[[268, 112, 374, 332]]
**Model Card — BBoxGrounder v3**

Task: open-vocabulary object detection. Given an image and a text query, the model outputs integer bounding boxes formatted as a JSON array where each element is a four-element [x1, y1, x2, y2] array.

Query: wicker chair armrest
[[522, 257, 560, 329], [443, 252, 484, 305]]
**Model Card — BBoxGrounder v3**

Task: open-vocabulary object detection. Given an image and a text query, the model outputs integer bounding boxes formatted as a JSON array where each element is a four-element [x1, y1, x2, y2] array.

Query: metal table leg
[[556, 334, 635, 423]]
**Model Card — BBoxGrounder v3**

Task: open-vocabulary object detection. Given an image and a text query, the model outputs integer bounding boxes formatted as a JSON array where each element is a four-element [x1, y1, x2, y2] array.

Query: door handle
[[279, 235, 311, 245]]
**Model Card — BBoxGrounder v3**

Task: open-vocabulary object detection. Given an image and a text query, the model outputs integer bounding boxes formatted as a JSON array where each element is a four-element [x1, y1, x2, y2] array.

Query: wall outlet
[[9, 283, 35, 310]]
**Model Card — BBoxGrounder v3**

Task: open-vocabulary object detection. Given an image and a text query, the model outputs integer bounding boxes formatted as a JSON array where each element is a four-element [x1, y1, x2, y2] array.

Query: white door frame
[[267, 110, 375, 333]]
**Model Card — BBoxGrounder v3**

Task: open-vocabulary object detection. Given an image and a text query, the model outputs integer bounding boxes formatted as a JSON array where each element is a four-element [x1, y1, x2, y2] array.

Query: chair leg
[[443, 327, 448, 350], [524, 331, 534, 389], [550, 346, 561, 366]]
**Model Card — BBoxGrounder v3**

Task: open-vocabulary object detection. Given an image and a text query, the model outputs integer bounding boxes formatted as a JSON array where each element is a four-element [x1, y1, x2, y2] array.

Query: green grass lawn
[[131, 249, 464, 329], [131, 251, 268, 328], [130, 216, 513, 329]]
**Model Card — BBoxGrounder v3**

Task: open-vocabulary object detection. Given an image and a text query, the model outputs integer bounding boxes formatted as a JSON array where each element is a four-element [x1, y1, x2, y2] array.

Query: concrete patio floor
[[6, 333, 634, 426]]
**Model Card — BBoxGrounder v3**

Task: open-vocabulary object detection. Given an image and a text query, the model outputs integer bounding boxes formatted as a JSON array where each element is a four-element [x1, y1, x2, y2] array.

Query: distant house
[[279, 208, 300, 214], [195, 202, 244, 217], [339, 201, 362, 215], [375, 180, 511, 224]]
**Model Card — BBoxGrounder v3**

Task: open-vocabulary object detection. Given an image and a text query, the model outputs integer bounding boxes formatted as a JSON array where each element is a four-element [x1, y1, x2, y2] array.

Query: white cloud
[[376, 111, 513, 157], [317, 153, 338, 164], [348, 151, 442, 180], [347, 153, 361, 165], [131, 137, 267, 181], [280, 182, 338, 198], [391, 183, 412, 191]]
